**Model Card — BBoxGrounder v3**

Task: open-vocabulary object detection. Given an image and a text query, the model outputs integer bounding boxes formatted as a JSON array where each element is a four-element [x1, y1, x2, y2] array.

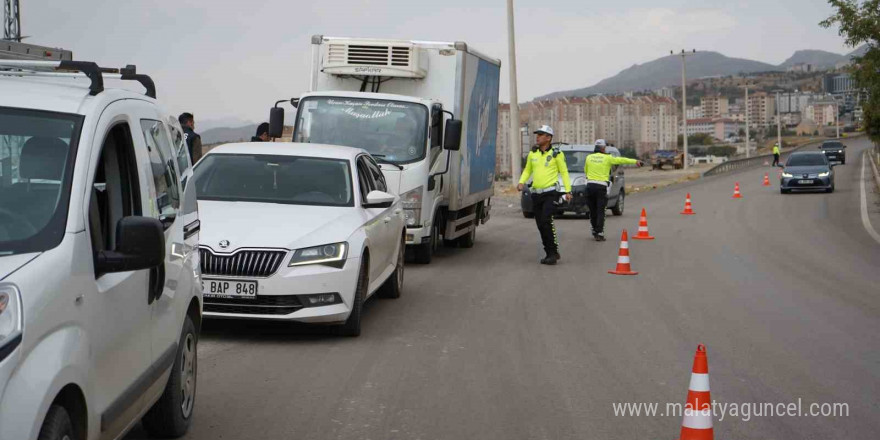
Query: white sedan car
[[193, 143, 405, 336]]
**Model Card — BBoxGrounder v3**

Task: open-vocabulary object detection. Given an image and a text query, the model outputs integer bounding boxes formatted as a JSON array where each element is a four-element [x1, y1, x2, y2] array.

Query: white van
[[0, 61, 202, 440]]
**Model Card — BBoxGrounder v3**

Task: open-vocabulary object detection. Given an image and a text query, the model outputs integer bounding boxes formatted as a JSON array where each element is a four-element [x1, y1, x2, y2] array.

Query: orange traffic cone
[[608, 230, 638, 275], [632, 208, 655, 240], [762, 173, 770, 186], [678, 344, 714, 440], [732, 182, 743, 198], [681, 193, 695, 215]]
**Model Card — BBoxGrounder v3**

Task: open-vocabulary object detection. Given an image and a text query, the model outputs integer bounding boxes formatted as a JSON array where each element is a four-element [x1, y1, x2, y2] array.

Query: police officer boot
[[594, 232, 606, 242], [540, 253, 558, 265]]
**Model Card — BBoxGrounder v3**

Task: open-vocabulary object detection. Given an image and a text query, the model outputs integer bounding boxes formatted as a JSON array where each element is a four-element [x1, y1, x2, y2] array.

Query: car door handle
[[394, 209, 402, 214], [384, 216, 392, 223]]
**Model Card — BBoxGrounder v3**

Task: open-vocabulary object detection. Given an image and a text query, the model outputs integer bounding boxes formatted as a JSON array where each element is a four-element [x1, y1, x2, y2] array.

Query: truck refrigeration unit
[[270, 36, 500, 264]]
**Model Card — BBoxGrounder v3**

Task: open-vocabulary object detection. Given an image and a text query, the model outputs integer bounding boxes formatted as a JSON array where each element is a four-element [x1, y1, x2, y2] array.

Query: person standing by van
[[179, 112, 203, 163]]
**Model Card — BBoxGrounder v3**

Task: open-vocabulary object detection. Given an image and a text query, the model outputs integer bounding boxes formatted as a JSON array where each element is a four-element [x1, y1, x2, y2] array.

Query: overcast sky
[[21, 0, 851, 127]]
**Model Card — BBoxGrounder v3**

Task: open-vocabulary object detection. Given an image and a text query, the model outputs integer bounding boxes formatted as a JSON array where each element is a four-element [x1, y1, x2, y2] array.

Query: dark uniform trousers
[[586, 183, 608, 235], [772, 154, 780, 167], [531, 191, 560, 255]]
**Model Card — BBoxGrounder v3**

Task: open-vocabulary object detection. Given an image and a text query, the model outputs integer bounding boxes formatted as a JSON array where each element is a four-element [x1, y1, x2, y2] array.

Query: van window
[[0, 107, 82, 255], [167, 119, 191, 179], [88, 123, 142, 262], [140, 120, 180, 223]]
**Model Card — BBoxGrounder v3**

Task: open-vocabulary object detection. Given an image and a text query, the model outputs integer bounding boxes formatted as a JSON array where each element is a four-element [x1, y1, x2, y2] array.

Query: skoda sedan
[[780, 151, 836, 194], [193, 143, 405, 336]]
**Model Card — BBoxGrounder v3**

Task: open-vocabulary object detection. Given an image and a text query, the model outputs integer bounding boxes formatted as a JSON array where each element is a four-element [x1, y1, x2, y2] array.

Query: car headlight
[[782, 172, 793, 178], [818, 171, 830, 177], [289, 242, 348, 268], [572, 177, 586, 186], [401, 186, 423, 227], [0, 285, 23, 362]]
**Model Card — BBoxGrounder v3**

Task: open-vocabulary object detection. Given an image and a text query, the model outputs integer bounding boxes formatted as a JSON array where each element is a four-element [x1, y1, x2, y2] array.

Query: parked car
[[780, 151, 836, 194], [818, 140, 846, 164], [193, 143, 405, 336], [521, 144, 626, 218], [0, 61, 202, 440]]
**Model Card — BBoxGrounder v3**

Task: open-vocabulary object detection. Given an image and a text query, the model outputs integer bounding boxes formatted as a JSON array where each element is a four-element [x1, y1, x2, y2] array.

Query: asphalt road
[[129, 137, 880, 440]]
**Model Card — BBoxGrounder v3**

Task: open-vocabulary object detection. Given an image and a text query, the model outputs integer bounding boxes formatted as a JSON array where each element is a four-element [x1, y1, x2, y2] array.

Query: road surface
[[128, 137, 880, 439]]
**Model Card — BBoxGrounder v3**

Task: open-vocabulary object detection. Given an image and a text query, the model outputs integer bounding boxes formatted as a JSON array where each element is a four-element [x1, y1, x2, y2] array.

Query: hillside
[[779, 49, 844, 69], [540, 51, 779, 100]]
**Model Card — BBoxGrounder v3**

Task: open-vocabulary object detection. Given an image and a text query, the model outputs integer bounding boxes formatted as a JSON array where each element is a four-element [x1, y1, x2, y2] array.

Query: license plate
[[202, 278, 258, 299], [798, 179, 814, 184]]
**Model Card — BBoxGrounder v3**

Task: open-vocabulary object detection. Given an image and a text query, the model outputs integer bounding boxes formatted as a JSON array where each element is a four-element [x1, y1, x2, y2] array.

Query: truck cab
[[273, 36, 500, 264]]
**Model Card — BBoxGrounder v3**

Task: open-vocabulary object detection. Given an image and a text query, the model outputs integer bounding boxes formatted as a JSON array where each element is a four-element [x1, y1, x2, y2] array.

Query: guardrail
[[701, 135, 864, 178]]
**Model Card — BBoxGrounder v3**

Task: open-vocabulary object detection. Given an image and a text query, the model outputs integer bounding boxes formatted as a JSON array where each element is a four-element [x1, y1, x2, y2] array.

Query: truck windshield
[[0, 107, 82, 255], [294, 97, 428, 165]]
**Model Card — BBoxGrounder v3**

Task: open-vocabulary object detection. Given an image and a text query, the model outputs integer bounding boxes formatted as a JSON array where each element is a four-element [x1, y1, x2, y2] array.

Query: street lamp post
[[506, 0, 522, 180], [673, 49, 696, 170], [744, 84, 750, 158], [775, 91, 782, 153]]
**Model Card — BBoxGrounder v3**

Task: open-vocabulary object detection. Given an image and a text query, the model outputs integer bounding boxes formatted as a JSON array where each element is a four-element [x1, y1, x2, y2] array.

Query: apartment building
[[526, 95, 678, 156], [700, 95, 729, 118], [747, 92, 777, 128], [804, 102, 837, 127], [683, 118, 744, 140]]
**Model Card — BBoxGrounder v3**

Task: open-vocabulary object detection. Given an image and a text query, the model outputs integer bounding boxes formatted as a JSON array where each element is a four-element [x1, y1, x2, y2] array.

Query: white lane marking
[[859, 153, 880, 245]]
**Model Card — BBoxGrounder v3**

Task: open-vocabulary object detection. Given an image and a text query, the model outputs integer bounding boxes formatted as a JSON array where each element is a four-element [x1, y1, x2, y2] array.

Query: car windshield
[[294, 97, 428, 164], [787, 154, 827, 167], [563, 151, 593, 173], [0, 107, 82, 255], [194, 154, 353, 207], [820, 142, 842, 149]]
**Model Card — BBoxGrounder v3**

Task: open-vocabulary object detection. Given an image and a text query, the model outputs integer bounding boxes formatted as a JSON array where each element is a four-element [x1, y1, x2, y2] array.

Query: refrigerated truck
[[275, 36, 500, 264]]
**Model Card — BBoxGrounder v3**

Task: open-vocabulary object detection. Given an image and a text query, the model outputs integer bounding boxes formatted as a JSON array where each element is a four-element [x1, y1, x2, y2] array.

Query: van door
[[83, 105, 153, 439], [609, 150, 624, 199], [134, 109, 194, 413]]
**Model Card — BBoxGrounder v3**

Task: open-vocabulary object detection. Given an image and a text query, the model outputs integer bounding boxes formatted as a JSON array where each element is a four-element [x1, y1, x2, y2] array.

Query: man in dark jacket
[[179, 112, 202, 163], [251, 122, 270, 142]]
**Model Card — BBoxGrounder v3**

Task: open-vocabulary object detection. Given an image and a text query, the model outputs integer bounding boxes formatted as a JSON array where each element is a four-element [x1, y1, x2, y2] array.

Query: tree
[[821, 0, 880, 142], [737, 128, 746, 137]]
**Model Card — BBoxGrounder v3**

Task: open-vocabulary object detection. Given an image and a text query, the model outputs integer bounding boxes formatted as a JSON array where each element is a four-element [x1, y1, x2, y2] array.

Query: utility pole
[[673, 49, 696, 170], [744, 85, 751, 158], [775, 91, 782, 154], [3, 0, 21, 41], [835, 101, 840, 139], [506, 0, 522, 180]]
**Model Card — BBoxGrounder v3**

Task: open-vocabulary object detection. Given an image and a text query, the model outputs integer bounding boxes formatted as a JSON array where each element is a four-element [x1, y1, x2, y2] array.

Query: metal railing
[[702, 135, 865, 177]]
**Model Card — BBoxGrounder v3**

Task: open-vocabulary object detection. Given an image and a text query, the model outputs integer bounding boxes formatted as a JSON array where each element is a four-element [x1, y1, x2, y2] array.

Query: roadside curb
[[869, 149, 880, 192]]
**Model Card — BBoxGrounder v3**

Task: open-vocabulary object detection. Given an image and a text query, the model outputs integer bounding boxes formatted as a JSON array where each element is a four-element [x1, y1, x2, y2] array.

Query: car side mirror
[[363, 190, 395, 209], [269, 107, 285, 138], [443, 119, 462, 151], [96, 217, 165, 274]]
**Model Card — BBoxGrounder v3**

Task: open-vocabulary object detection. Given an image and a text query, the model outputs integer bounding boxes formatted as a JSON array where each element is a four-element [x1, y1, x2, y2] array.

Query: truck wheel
[[412, 222, 438, 264], [38, 405, 76, 440], [142, 315, 197, 438], [522, 211, 534, 218], [610, 191, 625, 216], [456, 227, 476, 248], [338, 260, 368, 337], [379, 235, 404, 299]]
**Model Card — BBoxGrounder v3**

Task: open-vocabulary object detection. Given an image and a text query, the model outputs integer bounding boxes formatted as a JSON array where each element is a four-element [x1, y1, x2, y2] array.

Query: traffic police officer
[[772, 143, 781, 167], [584, 139, 642, 241], [517, 125, 571, 265]]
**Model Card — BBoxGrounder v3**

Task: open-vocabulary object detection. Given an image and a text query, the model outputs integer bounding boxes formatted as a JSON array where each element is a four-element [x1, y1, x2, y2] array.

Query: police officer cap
[[594, 139, 607, 149], [533, 125, 554, 137]]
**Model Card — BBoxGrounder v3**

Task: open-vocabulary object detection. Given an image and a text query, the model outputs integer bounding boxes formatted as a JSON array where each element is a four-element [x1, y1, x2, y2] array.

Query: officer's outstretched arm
[[611, 156, 639, 166]]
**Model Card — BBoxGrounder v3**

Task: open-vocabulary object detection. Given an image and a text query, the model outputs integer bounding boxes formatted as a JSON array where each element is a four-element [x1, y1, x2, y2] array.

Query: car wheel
[[456, 226, 476, 248], [826, 186, 835, 193], [379, 236, 404, 299], [338, 259, 368, 337], [781, 188, 790, 194], [841, 159, 845, 165], [38, 405, 76, 440], [610, 191, 625, 216], [522, 211, 534, 218], [142, 315, 197, 438]]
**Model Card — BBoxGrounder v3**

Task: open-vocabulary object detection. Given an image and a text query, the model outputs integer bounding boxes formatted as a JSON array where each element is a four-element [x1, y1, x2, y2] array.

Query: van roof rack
[[0, 60, 156, 98]]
